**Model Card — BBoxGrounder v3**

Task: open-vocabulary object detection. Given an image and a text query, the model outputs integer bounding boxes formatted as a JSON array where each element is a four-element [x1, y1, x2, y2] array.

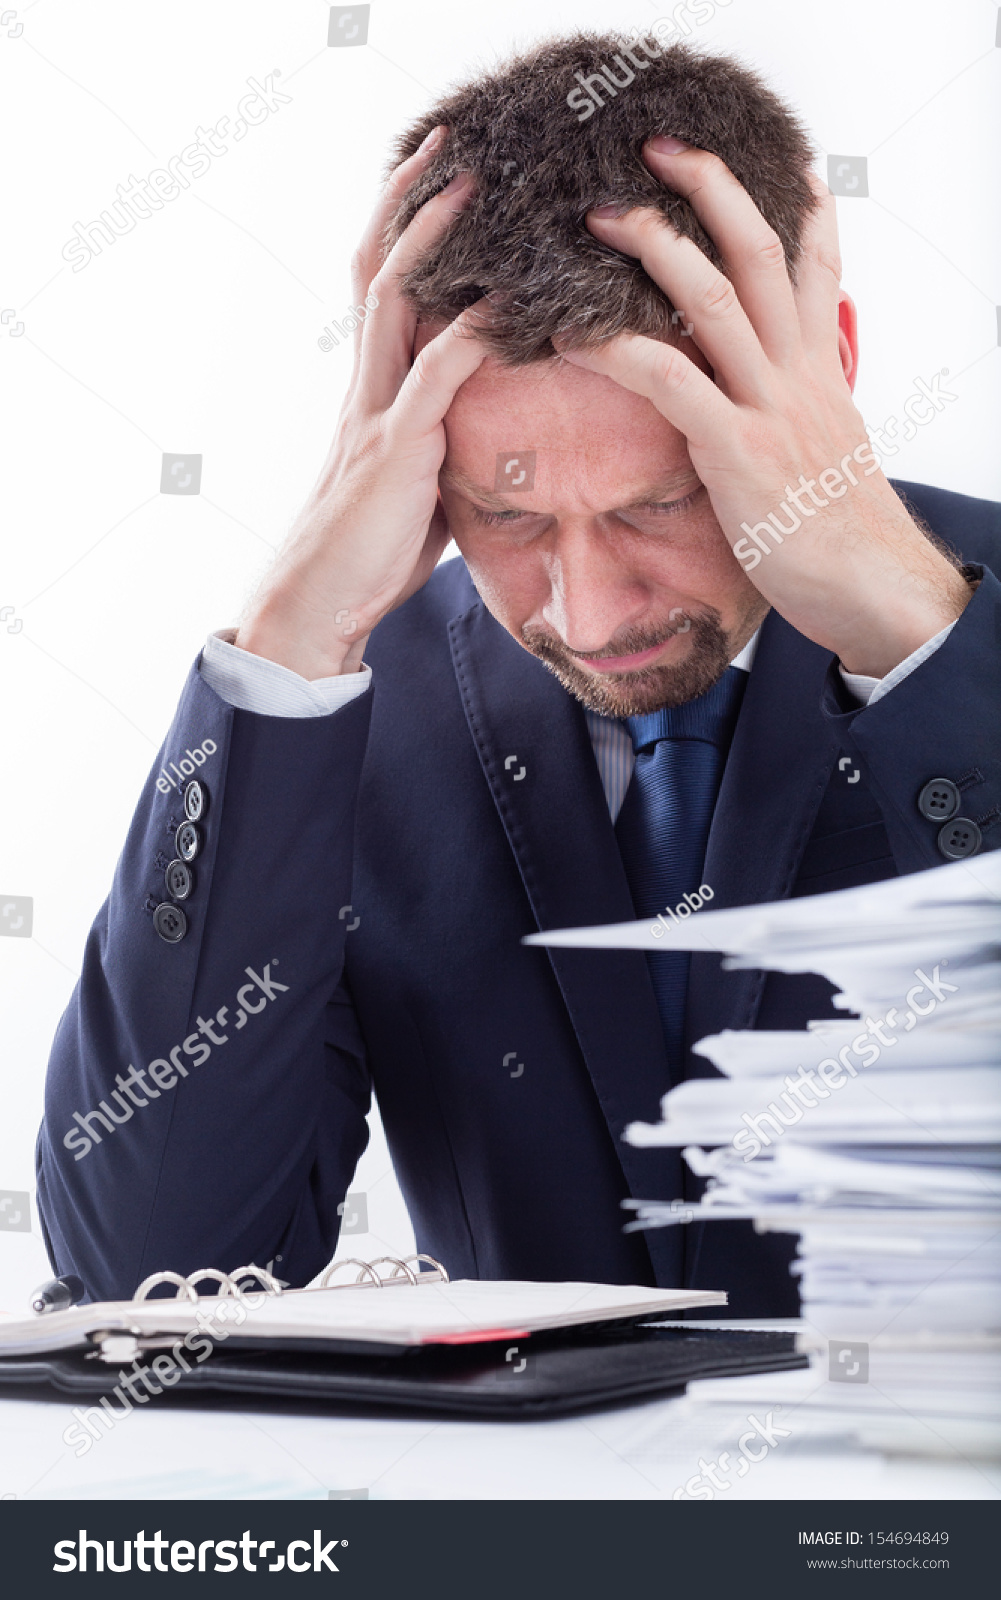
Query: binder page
[[0, 1280, 727, 1356]]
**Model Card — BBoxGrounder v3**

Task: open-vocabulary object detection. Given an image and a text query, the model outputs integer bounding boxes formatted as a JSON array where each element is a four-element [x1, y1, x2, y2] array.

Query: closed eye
[[472, 507, 532, 526], [638, 488, 703, 516], [469, 485, 703, 527]]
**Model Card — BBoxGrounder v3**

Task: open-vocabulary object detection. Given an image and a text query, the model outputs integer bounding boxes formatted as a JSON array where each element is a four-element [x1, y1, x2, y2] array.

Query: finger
[[345, 126, 451, 391], [641, 140, 803, 367], [350, 124, 449, 307], [792, 173, 846, 374], [556, 332, 736, 456], [387, 301, 493, 442], [586, 207, 776, 405], [355, 172, 476, 413], [392, 498, 453, 609]]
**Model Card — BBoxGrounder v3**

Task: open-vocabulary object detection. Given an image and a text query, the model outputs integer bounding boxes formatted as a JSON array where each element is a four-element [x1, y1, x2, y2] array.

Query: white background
[[0, 0, 998, 1314]]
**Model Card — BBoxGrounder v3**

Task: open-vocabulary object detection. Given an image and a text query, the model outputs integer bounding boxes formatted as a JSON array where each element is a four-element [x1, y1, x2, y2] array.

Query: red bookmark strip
[[425, 1327, 531, 1345]]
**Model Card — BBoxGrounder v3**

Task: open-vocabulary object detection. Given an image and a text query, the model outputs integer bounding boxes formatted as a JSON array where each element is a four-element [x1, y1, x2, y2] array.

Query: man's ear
[[837, 292, 859, 392]]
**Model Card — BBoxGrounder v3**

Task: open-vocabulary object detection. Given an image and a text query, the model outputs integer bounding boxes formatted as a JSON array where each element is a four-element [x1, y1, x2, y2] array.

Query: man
[[38, 37, 999, 1314]]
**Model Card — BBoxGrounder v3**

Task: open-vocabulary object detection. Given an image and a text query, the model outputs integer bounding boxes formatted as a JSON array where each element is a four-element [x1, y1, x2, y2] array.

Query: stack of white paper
[[527, 853, 1001, 1454]]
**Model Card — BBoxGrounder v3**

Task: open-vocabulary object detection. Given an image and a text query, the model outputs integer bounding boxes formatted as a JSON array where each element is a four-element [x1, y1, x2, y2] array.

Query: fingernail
[[442, 170, 472, 195], [420, 124, 448, 155], [589, 203, 624, 220], [647, 135, 690, 155]]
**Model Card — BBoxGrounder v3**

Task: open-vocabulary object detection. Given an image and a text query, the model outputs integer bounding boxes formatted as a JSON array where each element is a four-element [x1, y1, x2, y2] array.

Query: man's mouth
[[521, 606, 731, 716], [572, 631, 687, 674]]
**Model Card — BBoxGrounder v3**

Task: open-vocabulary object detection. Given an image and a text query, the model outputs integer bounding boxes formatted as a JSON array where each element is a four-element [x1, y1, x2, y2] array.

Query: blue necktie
[[615, 666, 748, 1072]]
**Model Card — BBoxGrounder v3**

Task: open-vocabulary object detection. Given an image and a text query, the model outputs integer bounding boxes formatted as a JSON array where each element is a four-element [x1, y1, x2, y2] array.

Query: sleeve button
[[153, 902, 188, 942], [165, 858, 194, 901], [917, 778, 960, 822], [175, 821, 201, 862], [937, 818, 981, 859], [183, 779, 208, 822]]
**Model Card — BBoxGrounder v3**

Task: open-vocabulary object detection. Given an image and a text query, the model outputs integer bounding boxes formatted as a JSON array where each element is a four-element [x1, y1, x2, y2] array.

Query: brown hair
[[385, 34, 816, 364]]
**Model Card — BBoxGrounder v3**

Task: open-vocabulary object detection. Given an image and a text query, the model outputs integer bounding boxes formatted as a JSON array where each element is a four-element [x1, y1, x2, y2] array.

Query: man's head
[[391, 35, 829, 715]]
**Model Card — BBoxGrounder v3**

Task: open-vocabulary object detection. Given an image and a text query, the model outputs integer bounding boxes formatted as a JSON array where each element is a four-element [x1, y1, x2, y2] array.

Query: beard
[[521, 608, 735, 717]]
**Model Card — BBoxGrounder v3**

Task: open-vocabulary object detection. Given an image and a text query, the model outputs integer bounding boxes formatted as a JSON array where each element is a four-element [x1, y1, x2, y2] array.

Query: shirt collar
[[730, 626, 760, 674]]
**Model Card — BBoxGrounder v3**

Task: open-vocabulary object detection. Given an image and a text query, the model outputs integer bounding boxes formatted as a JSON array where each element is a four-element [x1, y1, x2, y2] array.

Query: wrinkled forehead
[[414, 318, 694, 487]]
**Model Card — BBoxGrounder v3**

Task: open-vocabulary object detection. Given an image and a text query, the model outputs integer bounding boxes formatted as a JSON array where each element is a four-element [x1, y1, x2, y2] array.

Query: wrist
[[836, 567, 971, 679], [235, 603, 370, 680]]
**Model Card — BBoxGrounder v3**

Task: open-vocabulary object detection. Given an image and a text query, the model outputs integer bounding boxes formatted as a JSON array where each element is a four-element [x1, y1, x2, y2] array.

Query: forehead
[[439, 347, 689, 489]]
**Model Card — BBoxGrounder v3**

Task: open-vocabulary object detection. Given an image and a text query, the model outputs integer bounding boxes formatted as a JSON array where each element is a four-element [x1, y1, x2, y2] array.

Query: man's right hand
[[235, 128, 486, 680]]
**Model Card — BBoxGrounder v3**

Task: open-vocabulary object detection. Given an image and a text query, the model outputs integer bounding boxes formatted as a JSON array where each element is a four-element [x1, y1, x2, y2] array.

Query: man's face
[[431, 333, 769, 716]]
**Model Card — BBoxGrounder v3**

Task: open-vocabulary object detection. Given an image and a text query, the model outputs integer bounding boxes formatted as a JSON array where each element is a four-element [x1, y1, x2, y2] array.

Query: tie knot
[[624, 665, 748, 753]]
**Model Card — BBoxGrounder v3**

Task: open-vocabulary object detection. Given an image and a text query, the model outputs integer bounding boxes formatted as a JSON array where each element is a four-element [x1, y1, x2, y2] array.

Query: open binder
[[0, 1257, 807, 1419]]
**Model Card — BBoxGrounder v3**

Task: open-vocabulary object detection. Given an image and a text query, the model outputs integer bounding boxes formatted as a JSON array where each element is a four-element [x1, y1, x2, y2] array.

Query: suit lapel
[[449, 599, 684, 1281], [448, 597, 839, 1285], [684, 610, 840, 1071]]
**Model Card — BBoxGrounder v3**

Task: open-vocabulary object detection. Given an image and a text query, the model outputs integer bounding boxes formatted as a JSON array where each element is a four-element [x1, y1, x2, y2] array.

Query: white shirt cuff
[[838, 620, 957, 708], [199, 629, 372, 718]]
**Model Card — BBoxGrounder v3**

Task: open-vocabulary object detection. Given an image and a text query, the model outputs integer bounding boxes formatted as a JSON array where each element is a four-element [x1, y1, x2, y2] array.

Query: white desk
[[2, 1324, 997, 1502]]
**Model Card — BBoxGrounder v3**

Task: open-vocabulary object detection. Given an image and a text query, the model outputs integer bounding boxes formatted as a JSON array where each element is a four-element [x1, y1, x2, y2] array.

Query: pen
[[30, 1274, 85, 1315]]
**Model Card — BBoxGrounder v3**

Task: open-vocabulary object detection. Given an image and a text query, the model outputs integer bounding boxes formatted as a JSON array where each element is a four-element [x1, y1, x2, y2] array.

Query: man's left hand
[[558, 139, 970, 679]]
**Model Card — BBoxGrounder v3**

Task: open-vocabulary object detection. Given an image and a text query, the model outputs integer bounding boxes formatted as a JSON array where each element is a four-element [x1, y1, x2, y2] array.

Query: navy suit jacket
[[37, 481, 1001, 1314]]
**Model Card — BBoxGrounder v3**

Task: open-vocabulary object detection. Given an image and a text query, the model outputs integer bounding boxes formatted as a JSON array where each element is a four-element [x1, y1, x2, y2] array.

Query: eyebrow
[[439, 467, 700, 512], [438, 470, 518, 511]]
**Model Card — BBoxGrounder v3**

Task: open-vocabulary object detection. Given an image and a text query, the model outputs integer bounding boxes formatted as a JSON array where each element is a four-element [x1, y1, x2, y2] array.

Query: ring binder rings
[[315, 1254, 449, 1290], [132, 1254, 449, 1303]]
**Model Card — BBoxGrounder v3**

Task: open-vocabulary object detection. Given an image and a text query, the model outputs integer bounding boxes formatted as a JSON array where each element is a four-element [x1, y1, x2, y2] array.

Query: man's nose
[[540, 525, 648, 651]]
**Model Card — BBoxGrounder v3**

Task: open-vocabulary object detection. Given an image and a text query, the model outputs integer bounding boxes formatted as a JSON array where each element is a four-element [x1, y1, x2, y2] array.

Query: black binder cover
[[0, 1322, 806, 1420]]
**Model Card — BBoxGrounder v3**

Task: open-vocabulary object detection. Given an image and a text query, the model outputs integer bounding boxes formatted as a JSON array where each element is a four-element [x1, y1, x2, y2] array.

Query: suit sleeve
[[821, 564, 1001, 874], [35, 658, 374, 1302]]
